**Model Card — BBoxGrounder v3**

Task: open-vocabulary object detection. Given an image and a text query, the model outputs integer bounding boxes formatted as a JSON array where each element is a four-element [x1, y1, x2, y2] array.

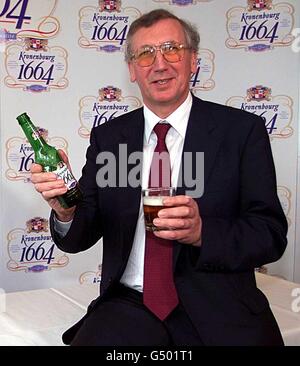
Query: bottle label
[[54, 162, 77, 190]]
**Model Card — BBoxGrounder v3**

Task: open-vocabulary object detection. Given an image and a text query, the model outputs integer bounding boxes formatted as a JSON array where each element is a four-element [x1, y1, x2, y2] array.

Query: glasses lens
[[136, 46, 156, 67], [162, 43, 184, 63], [133, 43, 186, 67]]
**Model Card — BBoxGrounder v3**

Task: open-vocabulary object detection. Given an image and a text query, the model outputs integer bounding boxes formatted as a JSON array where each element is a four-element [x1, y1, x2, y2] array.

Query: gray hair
[[124, 9, 200, 62]]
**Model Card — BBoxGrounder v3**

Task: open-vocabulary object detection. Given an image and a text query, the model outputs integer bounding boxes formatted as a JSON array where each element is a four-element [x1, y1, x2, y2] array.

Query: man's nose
[[152, 50, 169, 70]]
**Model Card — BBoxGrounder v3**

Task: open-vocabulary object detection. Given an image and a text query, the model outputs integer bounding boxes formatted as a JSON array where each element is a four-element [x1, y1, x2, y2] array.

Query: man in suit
[[30, 9, 287, 346]]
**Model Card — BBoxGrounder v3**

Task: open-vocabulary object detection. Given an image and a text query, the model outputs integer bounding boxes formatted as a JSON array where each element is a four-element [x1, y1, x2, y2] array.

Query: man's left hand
[[152, 195, 202, 246]]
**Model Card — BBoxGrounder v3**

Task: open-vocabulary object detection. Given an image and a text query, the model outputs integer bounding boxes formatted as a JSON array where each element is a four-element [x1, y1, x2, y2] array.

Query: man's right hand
[[30, 149, 76, 222]]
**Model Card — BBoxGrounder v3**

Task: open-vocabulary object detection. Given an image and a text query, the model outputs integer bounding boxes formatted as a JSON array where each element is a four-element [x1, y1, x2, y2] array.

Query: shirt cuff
[[53, 215, 72, 238]]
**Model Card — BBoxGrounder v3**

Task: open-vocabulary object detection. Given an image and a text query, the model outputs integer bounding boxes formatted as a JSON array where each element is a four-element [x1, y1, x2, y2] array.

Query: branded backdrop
[[0, 0, 299, 292]]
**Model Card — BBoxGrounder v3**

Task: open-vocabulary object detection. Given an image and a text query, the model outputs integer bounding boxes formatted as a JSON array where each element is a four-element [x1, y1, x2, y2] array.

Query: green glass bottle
[[17, 112, 82, 208]]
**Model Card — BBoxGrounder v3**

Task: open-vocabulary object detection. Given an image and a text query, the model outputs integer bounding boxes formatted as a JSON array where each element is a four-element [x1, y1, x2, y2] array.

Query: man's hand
[[152, 195, 202, 246], [30, 149, 76, 222]]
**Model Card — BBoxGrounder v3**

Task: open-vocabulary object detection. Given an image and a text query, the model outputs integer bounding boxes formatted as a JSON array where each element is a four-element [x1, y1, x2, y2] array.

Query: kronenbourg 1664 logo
[[6, 127, 68, 182], [189, 50, 215, 94], [4, 37, 68, 92], [0, 0, 60, 52], [79, 86, 142, 138], [226, 86, 293, 140], [277, 186, 291, 227], [226, 0, 295, 51], [7, 217, 69, 273], [79, 264, 102, 284], [78, 0, 140, 53], [152, 0, 213, 5]]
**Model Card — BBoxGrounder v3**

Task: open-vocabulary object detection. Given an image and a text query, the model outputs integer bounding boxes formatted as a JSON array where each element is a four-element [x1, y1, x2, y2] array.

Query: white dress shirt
[[54, 92, 193, 292], [120, 93, 192, 291]]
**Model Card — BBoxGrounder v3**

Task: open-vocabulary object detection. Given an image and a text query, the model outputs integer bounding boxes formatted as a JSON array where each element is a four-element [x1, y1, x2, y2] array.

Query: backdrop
[[0, 0, 299, 292]]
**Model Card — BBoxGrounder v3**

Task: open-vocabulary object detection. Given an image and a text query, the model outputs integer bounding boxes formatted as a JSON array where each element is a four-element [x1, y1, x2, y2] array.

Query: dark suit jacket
[[50, 95, 288, 345]]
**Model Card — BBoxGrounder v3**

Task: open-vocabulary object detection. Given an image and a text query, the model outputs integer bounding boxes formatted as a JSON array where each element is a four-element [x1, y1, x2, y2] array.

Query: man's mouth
[[152, 78, 172, 85]]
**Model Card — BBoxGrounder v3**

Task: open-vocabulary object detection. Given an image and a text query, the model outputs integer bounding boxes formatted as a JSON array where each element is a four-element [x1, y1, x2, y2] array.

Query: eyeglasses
[[130, 41, 190, 67]]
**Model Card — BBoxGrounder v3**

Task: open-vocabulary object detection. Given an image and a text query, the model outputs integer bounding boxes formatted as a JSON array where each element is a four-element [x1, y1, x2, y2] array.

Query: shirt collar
[[143, 92, 193, 143]]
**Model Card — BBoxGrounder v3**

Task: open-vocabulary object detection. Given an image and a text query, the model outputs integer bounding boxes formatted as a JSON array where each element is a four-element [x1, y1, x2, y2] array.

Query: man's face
[[128, 18, 198, 116]]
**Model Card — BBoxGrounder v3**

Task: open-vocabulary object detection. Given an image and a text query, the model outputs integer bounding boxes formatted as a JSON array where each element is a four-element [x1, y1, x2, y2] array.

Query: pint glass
[[142, 187, 175, 231]]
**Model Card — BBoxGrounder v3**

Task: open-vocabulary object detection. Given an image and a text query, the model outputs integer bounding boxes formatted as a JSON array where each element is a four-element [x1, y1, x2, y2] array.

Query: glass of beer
[[142, 187, 175, 231]]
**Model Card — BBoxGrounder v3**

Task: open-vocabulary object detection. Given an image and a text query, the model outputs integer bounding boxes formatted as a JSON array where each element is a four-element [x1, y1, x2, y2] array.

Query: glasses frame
[[130, 41, 191, 67]]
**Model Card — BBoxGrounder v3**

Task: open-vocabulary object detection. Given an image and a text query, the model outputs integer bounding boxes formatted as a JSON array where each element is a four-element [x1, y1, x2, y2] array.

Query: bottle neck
[[20, 121, 48, 151]]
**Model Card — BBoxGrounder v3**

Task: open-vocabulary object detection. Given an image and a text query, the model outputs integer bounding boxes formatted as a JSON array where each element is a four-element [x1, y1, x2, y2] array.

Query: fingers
[[153, 228, 192, 243], [150, 195, 202, 245], [58, 149, 72, 172], [157, 205, 195, 219], [153, 221, 201, 245], [30, 163, 43, 174], [34, 178, 67, 201], [153, 217, 193, 230], [30, 162, 67, 202], [30, 171, 57, 184], [157, 195, 198, 219], [29, 155, 76, 219], [30, 163, 57, 186], [35, 180, 66, 194], [58, 149, 69, 164], [162, 195, 193, 207], [41, 186, 68, 201]]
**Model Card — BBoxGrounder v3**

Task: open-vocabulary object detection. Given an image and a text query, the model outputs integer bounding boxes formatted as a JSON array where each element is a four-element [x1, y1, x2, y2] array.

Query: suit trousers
[[71, 283, 203, 346]]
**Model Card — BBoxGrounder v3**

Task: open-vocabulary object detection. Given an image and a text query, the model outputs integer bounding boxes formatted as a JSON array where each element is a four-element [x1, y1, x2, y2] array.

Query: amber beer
[[143, 196, 165, 231], [142, 187, 175, 231]]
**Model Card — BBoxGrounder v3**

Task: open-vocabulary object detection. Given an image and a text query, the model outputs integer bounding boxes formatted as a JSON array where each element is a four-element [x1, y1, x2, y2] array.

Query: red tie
[[143, 122, 179, 321]]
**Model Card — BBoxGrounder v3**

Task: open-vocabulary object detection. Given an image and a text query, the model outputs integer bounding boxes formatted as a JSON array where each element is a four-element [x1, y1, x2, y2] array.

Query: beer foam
[[143, 196, 165, 206]]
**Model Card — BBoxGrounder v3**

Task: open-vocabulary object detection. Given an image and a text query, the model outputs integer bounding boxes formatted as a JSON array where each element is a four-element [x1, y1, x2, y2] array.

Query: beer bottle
[[16, 112, 82, 208]]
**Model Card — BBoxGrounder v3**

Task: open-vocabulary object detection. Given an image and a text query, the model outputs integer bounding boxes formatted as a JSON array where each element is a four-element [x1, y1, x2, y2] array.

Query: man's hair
[[124, 9, 200, 62]]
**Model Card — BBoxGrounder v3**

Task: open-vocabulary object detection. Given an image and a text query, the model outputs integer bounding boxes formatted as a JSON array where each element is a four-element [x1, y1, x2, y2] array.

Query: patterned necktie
[[143, 122, 179, 321]]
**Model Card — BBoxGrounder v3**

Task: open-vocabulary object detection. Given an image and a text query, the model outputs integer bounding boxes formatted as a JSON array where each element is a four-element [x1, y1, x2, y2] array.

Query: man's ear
[[128, 62, 136, 82], [191, 51, 198, 74]]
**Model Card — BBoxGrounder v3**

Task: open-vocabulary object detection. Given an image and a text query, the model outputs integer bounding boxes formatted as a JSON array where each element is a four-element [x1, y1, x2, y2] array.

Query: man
[[30, 9, 287, 346]]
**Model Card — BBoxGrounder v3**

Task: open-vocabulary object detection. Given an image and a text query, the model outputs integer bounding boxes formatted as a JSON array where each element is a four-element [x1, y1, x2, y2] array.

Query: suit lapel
[[118, 108, 144, 260], [173, 96, 225, 267], [176, 96, 223, 195], [119, 108, 144, 162]]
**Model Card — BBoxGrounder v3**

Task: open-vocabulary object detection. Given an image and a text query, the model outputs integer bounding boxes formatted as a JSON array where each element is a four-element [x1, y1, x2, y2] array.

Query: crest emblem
[[26, 217, 48, 233], [36, 127, 49, 140], [30, 127, 48, 142], [247, 85, 271, 101], [25, 38, 48, 51], [247, 0, 272, 11], [99, 0, 121, 12], [99, 86, 122, 102]]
